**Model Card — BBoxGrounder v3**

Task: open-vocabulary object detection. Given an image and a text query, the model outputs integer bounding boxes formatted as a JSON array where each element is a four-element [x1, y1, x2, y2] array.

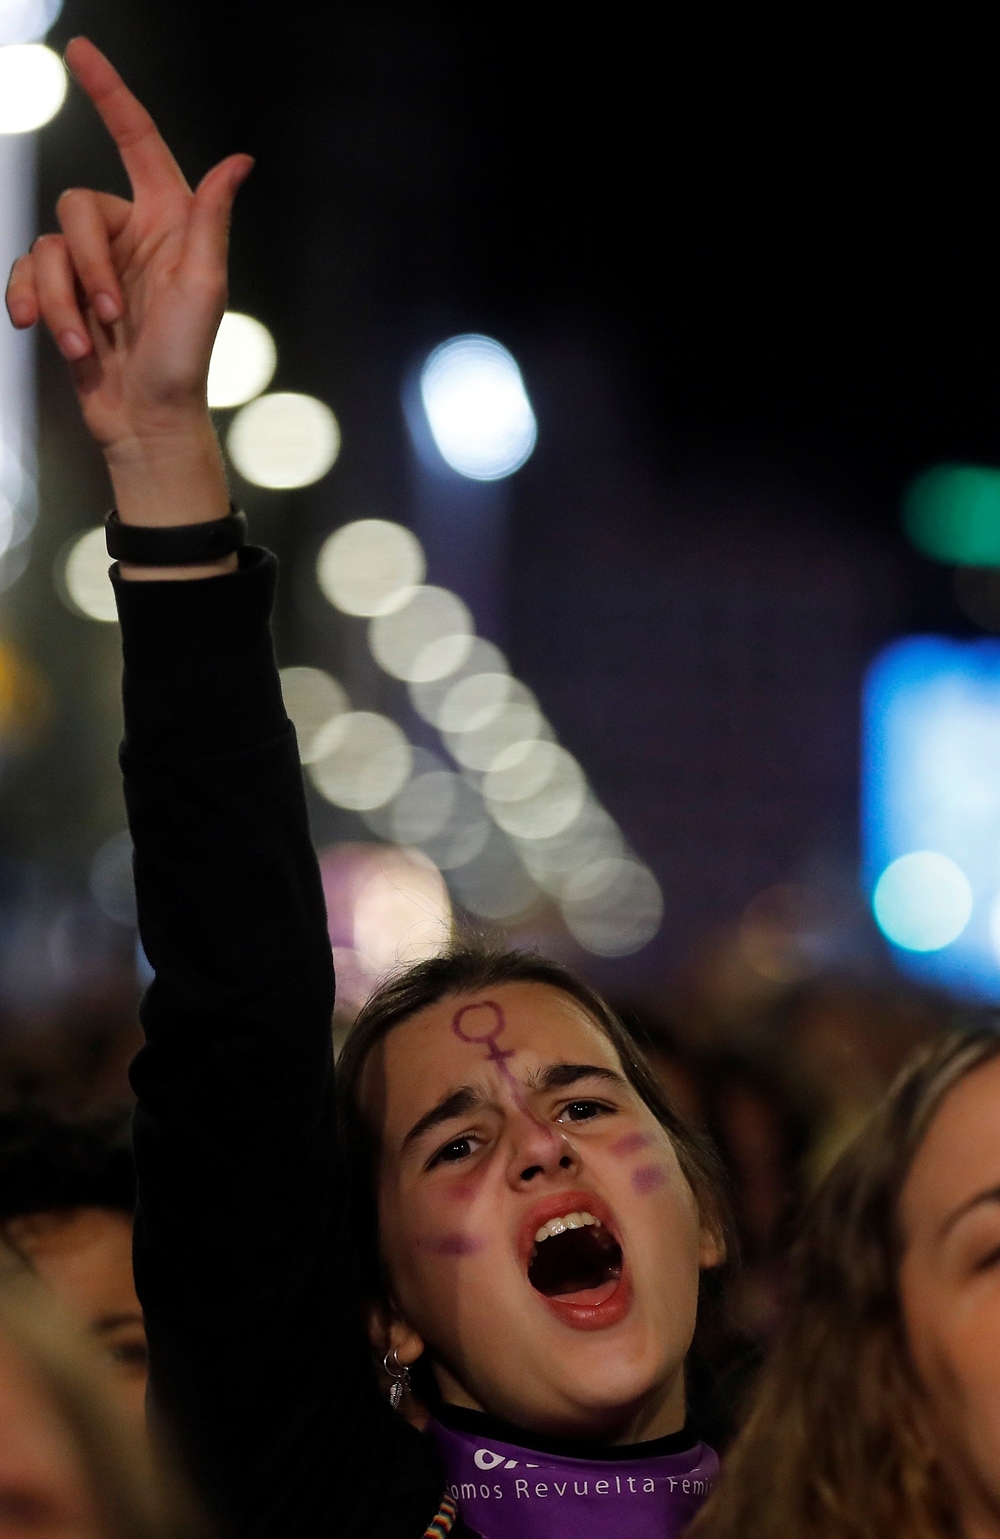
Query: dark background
[[3, 4, 996, 1005]]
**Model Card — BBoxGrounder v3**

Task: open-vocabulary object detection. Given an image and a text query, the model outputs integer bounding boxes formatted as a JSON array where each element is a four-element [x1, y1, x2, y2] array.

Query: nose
[[505, 1108, 580, 1190]]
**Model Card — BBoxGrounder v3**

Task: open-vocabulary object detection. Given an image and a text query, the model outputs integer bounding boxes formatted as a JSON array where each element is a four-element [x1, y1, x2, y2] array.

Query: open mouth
[[527, 1211, 623, 1307]]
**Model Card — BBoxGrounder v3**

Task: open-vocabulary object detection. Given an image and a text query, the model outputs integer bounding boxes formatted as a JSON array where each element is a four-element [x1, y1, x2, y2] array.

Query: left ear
[[366, 1298, 426, 1369], [698, 1222, 726, 1271]]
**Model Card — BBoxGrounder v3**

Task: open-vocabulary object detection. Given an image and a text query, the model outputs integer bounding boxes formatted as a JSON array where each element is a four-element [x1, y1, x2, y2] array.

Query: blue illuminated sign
[[862, 635, 1000, 999]]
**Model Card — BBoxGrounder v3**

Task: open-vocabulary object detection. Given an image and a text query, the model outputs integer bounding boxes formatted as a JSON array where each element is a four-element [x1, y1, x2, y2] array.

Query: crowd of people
[[3, 34, 1000, 1539]]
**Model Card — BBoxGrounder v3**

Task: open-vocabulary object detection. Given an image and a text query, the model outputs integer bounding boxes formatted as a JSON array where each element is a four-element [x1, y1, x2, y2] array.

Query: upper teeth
[[534, 1211, 601, 1244]]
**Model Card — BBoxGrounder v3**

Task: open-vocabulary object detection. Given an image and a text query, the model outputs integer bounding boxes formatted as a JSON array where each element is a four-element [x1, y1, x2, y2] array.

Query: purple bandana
[[427, 1417, 718, 1539]]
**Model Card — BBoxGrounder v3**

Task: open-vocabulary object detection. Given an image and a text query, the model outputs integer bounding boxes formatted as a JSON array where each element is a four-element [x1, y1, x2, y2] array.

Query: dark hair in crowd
[[691, 1025, 1000, 1539], [0, 1103, 135, 1222], [337, 944, 736, 1339]]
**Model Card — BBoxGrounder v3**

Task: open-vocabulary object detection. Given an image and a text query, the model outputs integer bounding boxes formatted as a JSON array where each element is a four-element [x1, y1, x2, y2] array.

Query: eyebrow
[[533, 1063, 628, 1093], [92, 1313, 145, 1332], [940, 1184, 1000, 1240], [403, 1086, 483, 1150]]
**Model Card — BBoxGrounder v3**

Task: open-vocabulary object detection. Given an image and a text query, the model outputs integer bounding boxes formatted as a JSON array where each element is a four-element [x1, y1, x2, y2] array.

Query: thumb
[[180, 153, 254, 286]]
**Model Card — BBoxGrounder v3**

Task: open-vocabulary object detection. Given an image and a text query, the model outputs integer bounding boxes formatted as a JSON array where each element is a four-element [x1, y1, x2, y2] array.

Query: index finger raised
[[64, 38, 190, 201]]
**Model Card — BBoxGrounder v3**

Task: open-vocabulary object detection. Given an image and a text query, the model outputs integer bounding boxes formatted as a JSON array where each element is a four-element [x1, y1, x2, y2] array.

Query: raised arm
[[6, 45, 443, 1538]]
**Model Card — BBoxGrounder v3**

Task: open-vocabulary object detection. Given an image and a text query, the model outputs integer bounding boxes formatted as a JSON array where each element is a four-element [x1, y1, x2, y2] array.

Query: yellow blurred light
[[560, 858, 663, 956], [0, 638, 48, 748], [227, 392, 340, 488], [307, 710, 411, 810], [207, 312, 277, 409], [0, 44, 66, 134], [60, 527, 117, 622], [737, 883, 829, 983], [317, 519, 425, 617], [368, 585, 473, 683], [279, 665, 348, 763]]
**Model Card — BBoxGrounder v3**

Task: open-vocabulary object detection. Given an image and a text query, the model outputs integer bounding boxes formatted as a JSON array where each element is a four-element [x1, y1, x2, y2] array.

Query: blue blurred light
[[419, 335, 537, 481], [0, 0, 63, 45], [872, 852, 972, 952], [863, 635, 1000, 996]]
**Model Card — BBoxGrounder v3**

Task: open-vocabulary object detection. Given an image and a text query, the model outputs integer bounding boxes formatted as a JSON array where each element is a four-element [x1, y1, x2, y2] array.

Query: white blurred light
[[561, 858, 664, 957], [369, 585, 473, 683], [409, 637, 508, 726], [207, 312, 277, 409], [228, 392, 340, 488], [89, 831, 136, 926], [307, 711, 411, 810], [352, 847, 451, 971], [420, 334, 537, 480], [443, 687, 548, 772], [438, 671, 512, 734], [516, 803, 625, 897], [0, 44, 66, 132], [485, 746, 587, 840], [60, 527, 117, 622], [0, 0, 62, 46], [388, 770, 491, 870], [317, 519, 425, 617], [279, 666, 348, 763], [872, 851, 973, 952]]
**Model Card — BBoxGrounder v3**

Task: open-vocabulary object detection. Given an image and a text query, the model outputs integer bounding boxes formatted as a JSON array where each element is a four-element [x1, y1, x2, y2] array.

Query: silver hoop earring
[[383, 1347, 411, 1410]]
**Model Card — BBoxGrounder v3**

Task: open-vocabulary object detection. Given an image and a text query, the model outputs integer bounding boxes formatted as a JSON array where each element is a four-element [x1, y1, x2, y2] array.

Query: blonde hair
[[692, 1027, 1000, 1539], [0, 1245, 208, 1539]]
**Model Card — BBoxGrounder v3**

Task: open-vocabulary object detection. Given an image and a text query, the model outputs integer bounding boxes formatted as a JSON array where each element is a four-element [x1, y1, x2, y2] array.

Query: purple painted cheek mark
[[426, 1233, 484, 1257], [610, 1132, 652, 1158], [632, 1163, 668, 1194]]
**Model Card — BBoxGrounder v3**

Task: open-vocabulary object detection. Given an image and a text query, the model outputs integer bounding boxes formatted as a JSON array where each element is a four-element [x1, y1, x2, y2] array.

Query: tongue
[[547, 1277, 620, 1307]]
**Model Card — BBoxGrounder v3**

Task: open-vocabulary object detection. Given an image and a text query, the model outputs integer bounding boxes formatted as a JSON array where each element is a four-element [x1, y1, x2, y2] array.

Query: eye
[[428, 1133, 480, 1169], [108, 1340, 149, 1369], [558, 1098, 614, 1123]]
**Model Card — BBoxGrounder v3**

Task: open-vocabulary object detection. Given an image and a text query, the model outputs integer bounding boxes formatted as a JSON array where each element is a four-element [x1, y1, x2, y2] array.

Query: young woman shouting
[[6, 40, 729, 1539]]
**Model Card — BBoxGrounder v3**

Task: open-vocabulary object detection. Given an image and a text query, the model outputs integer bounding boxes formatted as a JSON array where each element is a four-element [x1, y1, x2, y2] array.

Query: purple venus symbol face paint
[[451, 1000, 518, 1087]]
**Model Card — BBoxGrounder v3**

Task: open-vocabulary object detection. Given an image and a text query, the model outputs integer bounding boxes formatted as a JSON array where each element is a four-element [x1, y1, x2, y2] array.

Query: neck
[[432, 1363, 687, 1447]]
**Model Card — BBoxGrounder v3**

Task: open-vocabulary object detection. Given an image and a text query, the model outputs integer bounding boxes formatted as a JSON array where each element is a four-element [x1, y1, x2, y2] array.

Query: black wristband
[[105, 508, 247, 566]]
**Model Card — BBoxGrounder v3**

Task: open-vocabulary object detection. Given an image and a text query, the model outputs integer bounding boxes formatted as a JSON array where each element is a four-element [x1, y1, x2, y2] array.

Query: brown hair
[[337, 942, 734, 1309], [692, 1025, 1000, 1539], [0, 1246, 209, 1539]]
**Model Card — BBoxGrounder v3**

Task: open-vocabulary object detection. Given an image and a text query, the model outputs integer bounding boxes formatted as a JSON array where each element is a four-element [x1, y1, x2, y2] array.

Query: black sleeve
[[116, 549, 444, 1539]]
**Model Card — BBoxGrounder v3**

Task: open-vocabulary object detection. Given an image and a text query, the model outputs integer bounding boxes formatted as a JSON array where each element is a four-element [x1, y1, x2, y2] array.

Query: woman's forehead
[[361, 982, 623, 1122]]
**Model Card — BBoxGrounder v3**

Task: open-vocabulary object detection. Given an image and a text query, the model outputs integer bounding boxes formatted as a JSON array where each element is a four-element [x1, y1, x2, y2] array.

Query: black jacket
[[116, 549, 460, 1539]]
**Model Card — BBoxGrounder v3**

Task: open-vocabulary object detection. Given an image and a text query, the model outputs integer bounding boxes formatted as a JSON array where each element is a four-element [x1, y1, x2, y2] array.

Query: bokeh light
[[317, 519, 425, 616], [386, 770, 490, 871], [560, 857, 664, 957], [0, 43, 66, 132], [227, 392, 340, 489], [0, 0, 63, 46], [737, 883, 830, 983], [903, 465, 1000, 566], [437, 671, 512, 734], [872, 851, 973, 952], [89, 831, 136, 926], [420, 334, 537, 480], [207, 312, 277, 409], [278, 666, 348, 763], [443, 684, 548, 771], [515, 800, 624, 897], [0, 638, 48, 750], [485, 744, 587, 840], [307, 711, 411, 810], [409, 637, 508, 726], [59, 527, 117, 622], [368, 585, 473, 683]]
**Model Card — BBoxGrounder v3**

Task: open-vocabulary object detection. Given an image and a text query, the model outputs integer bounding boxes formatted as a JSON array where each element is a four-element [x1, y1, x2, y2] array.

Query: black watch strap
[[105, 508, 247, 565]]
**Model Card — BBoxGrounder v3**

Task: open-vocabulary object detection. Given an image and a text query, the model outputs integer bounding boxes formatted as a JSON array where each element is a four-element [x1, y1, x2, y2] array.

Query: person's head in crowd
[[0, 1247, 203, 1539], [337, 945, 733, 1442], [0, 1106, 145, 1429], [691, 1025, 1000, 1539]]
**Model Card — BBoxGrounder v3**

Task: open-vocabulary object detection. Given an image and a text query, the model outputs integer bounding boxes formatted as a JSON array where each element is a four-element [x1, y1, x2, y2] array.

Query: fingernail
[[94, 292, 119, 322], [60, 330, 89, 359]]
